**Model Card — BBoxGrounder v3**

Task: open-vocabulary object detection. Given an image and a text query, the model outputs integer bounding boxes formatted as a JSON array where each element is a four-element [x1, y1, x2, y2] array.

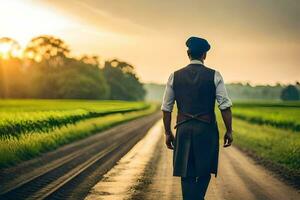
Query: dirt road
[[86, 120, 300, 200], [0, 113, 161, 200], [147, 141, 300, 200]]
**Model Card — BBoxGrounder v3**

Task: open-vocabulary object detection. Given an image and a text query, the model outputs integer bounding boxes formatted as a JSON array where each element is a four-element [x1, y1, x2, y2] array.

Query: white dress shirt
[[161, 60, 232, 112]]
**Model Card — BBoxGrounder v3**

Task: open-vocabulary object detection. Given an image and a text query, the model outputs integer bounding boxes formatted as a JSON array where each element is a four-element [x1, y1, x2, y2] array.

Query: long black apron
[[173, 119, 219, 177]]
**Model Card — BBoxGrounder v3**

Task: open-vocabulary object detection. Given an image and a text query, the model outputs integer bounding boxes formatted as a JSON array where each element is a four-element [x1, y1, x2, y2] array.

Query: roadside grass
[[233, 107, 300, 132], [217, 113, 300, 178], [232, 101, 300, 132], [0, 105, 158, 168], [0, 100, 149, 137]]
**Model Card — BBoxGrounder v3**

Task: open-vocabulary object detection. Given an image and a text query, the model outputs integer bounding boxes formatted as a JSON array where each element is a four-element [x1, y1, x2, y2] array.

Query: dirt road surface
[[86, 120, 300, 200]]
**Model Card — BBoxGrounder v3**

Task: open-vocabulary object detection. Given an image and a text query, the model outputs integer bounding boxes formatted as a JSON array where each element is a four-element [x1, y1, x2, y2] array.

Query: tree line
[[226, 82, 300, 101], [144, 82, 300, 102], [0, 36, 145, 100]]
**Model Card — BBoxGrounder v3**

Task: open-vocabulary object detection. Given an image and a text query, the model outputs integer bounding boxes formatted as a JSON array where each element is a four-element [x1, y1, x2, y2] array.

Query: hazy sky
[[0, 0, 299, 85]]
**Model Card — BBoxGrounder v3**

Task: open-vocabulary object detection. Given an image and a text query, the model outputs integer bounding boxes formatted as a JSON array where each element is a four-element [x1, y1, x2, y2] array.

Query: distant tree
[[56, 68, 109, 99], [21, 36, 109, 99], [0, 35, 146, 100], [79, 55, 99, 66], [0, 37, 21, 59], [27, 57, 110, 99], [280, 85, 300, 101], [0, 66, 2, 98], [58, 58, 109, 99], [0, 37, 24, 98], [103, 59, 145, 101], [109, 59, 135, 74], [296, 82, 300, 92], [225, 83, 284, 101], [24, 35, 70, 66]]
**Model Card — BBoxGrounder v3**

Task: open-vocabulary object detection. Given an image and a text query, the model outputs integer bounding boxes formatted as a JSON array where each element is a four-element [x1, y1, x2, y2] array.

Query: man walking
[[161, 36, 233, 200]]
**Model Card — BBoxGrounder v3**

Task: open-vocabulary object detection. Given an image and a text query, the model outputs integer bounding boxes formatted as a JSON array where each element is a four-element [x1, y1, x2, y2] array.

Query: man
[[161, 36, 233, 200]]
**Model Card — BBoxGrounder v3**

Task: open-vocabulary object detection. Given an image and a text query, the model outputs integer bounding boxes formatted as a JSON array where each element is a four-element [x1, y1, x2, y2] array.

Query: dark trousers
[[180, 138, 211, 200], [181, 175, 211, 200]]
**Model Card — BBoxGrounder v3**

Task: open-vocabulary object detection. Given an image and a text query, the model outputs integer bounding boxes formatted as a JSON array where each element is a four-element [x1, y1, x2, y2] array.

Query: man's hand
[[223, 131, 233, 147], [165, 132, 175, 150]]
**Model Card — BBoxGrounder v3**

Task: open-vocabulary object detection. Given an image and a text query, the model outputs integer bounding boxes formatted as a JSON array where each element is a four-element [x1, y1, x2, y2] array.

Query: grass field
[[0, 100, 149, 137], [1, 99, 299, 179], [217, 101, 300, 180], [233, 101, 300, 132], [0, 100, 157, 168]]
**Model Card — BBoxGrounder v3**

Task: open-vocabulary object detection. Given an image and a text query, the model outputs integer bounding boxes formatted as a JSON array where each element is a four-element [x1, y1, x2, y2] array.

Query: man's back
[[173, 64, 216, 115]]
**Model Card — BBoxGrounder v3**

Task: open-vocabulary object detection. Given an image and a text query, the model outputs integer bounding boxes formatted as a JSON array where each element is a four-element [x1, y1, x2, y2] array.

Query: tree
[[0, 37, 24, 98], [79, 55, 99, 66], [58, 58, 110, 99], [0, 37, 21, 59], [24, 35, 70, 66], [280, 85, 300, 101], [103, 59, 145, 101], [108, 59, 135, 74], [22, 36, 110, 99], [56, 70, 109, 99], [0, 35, 146, 100], [27, 57, 110, 99]]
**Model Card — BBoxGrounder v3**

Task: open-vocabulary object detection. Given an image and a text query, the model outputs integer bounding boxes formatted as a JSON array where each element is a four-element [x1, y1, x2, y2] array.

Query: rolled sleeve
[[214, 71, 232, 110], [161, 73, 175, 112]]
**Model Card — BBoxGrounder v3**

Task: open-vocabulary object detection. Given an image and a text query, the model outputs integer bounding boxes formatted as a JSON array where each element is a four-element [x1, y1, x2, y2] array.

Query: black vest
[[173, 64, 216, 116]]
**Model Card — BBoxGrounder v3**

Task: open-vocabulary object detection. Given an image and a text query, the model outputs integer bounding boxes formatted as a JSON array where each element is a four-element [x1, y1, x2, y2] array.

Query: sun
[[0, 38, 21, 59], [0, 43, 12, 59]]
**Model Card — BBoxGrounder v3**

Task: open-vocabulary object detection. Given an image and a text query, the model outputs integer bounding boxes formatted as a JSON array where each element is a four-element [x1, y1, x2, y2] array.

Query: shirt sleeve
[[161, 73, 175, 112], [214, 71, 233, 110]]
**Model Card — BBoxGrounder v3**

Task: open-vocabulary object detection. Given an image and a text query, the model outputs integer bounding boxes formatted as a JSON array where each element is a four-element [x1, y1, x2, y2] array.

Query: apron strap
[[174, 111, 214, 129]]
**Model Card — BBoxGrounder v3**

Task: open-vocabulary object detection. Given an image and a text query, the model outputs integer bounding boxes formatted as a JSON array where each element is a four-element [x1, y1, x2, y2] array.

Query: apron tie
[[174, 111, 215, 129]]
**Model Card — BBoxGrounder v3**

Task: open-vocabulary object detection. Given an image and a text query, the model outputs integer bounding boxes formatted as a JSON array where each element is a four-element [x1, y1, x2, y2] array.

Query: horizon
[[143, 81, 300, 87], [0, 0, 299, 85]]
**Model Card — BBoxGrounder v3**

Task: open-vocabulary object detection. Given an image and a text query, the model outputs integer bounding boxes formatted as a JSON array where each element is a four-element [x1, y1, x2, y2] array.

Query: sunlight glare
[[0, 43, 11, 59], [0, 40, 21, 59], [0, 0, 75, 47]]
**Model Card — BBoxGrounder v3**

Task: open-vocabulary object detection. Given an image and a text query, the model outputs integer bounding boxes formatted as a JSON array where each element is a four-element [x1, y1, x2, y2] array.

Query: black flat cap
[[186, 36, 210, 53]]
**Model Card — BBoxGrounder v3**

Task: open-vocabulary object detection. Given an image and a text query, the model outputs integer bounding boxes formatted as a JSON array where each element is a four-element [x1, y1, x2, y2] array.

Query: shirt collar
[[190, 59, 204, 65]]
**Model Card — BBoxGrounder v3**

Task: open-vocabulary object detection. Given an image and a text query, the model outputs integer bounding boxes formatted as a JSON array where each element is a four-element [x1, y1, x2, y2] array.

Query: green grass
[[232, 101, 300, 108], [0, 99, 149, 137], [216, 101, 300, 179], [0, 104, 157, 168], [232, 101, 300, 131], [218, 116, 300, 173]]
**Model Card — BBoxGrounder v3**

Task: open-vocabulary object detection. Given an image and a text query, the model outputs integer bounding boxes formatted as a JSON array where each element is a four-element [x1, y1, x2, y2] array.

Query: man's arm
[[162, 111, 175, 149], [163, 111, 172, 134], [221, 108, 233, 147], [215, 71, 233, 147], [161, 73, 175, 150]]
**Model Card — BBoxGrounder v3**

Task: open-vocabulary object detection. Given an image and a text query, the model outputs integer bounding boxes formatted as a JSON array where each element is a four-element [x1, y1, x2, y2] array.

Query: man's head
[[186, 37, 210, 61]]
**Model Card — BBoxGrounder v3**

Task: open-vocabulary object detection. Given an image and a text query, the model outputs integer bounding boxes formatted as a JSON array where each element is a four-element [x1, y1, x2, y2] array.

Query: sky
[[0, 0, 299, 85]]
